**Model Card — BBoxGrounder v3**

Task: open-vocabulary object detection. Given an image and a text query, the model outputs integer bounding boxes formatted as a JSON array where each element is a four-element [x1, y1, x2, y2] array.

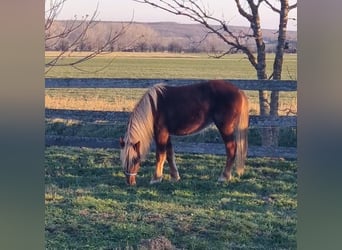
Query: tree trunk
[[250, 3, 272, 146], [270, 0, 291, 147]]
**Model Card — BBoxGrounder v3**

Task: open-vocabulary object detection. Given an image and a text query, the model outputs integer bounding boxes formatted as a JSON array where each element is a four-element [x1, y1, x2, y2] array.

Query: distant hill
[[47, 20, 297, 53], [142, 21, 297, 42]]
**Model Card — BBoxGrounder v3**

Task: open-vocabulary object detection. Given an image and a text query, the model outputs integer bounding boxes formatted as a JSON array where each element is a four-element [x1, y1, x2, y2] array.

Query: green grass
[[45, 146, 297, 249], [45, 53, 297, 80]]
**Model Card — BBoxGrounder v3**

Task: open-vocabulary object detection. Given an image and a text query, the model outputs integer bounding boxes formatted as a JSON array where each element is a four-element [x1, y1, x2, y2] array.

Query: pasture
[[45, 146, 297, 249], [45, 52, 297, 80], [45, 52, 297, 248]]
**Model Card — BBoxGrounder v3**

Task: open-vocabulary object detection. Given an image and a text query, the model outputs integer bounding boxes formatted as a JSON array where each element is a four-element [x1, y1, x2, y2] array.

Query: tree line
[[46, 20, 296, 54]]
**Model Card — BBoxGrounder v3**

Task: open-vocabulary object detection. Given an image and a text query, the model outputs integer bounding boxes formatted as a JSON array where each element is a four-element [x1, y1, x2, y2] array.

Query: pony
[[119, 80, 249, 186]]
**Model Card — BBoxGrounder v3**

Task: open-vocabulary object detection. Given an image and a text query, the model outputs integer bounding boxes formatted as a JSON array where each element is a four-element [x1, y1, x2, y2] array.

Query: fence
[[45, 78, 297, 158]]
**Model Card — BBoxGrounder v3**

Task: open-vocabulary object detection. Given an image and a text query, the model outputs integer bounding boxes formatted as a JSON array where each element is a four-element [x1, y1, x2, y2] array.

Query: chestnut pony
[[120, 80, 249, 186]]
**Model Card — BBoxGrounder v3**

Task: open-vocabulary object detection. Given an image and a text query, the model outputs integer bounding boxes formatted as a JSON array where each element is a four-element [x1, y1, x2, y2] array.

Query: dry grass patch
[[46, 89, 297, 116], [45, 95, 136, 111]]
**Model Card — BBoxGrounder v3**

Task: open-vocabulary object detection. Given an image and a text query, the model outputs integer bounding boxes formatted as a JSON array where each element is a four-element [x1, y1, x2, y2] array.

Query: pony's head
[[120, 137, 141, 186], [119, 84, 165, 186]]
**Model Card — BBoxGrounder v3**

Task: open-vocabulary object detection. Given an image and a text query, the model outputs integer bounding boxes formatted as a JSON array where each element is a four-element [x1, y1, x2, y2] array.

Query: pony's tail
[[235, 90, 249, 176]]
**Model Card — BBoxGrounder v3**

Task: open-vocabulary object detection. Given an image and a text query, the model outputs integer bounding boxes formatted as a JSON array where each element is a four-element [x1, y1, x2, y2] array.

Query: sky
[[46, 0, 297, 31]]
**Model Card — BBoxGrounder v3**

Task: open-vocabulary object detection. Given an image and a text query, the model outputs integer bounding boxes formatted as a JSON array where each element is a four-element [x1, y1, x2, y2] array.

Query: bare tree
[[135, 0, 297, 146], [45, 0, 129, 73]]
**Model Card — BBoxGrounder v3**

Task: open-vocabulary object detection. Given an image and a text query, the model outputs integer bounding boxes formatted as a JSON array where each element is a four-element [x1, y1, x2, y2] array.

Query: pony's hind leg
[[218, 138, 236, 182], [166, 137, 180, 182], [217, 124, 237, 182]]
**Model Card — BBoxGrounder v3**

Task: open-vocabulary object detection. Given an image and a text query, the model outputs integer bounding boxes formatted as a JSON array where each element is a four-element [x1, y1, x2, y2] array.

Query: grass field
[[45, 52, 297, 248], [45, 52, 297, 80], [45, 146, 297, 249]]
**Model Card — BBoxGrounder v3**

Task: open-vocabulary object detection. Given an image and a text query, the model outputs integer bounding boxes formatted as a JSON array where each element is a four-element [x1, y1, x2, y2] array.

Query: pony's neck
[[126, 84, 165, 159]]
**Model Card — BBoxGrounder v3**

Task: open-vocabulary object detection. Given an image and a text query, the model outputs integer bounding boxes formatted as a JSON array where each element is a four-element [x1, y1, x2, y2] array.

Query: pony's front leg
[[150, 145, 167, 184], [166, 138, 180, 182]]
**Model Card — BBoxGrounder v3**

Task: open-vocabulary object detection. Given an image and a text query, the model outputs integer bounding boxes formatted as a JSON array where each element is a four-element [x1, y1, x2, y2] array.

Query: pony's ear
[[133, 141, 141, 156], [119, 137, 125, 148]]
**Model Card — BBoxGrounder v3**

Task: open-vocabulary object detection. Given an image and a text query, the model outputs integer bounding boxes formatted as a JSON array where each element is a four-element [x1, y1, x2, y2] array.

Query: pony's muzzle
[[126, 176, 136, 186], [125, 172, 137, 186]]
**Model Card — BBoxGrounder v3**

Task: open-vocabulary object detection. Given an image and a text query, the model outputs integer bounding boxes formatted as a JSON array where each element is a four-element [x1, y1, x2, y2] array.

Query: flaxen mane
[[120, 84, 166, 170]]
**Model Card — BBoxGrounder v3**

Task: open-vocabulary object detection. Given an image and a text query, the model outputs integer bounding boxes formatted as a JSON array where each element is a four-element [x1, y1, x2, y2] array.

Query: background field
[[45, 52, 297, 79], [45, 52, 297, 248]]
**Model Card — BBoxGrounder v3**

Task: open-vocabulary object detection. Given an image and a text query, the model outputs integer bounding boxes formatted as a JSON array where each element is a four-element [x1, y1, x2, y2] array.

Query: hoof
[[218, 173, 232, 182], [150, 177, 163, 184], [236, 169, 245, 177], [171, 175, 181, 182]]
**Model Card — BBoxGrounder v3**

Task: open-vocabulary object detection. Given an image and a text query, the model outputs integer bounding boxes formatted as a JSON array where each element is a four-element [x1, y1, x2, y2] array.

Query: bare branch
[[45, 22, 130, 72], [264, 0, 281, 13], [45, 0, 132, 74], [210, 47, 239, 59], [45, 0, 67, 30], [234, 0, 253, 21], [289, 3, 297, 10]]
